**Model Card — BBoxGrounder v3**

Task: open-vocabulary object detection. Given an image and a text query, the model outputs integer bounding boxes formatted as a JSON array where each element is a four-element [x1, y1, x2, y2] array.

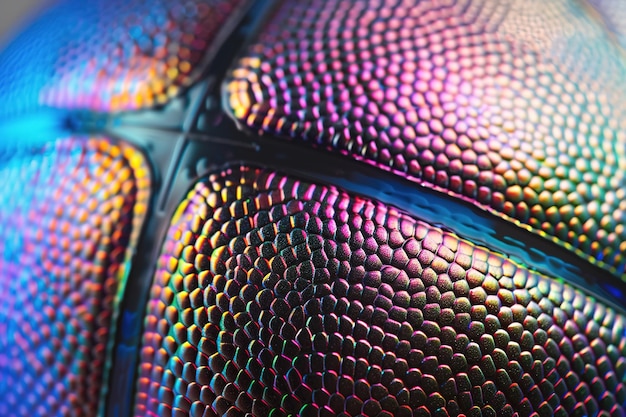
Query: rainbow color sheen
[[1, 0, 625, 416], [224, 0, 626, 277], [586, 0, 626, 47], [135, 166, 626, 417], [0, 0, 244, 116], [0, 137, 150, 416]]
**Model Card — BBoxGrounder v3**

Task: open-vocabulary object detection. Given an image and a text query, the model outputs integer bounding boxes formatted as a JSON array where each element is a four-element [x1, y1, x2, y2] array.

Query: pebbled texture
[[225, 0, 626, 277], [0, 137, 150, 417], [0, 0, 243, 116], [135, 166, 626, 417]]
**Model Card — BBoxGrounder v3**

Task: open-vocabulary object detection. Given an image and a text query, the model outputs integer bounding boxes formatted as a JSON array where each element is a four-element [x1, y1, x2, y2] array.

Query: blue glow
[[0, 109, 69, 154]]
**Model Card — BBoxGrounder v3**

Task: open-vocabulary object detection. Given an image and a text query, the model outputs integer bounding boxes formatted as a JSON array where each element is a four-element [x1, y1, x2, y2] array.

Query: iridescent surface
[[587, 0, 626, 48], [225, 0, 626, 276], [0, 137, 150, 416], [136, 166, 626, 417], [0, 0, 243, 116]]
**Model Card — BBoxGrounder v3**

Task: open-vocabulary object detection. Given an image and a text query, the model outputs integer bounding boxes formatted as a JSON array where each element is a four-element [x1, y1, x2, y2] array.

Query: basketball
[[1, 1, 625, 416]]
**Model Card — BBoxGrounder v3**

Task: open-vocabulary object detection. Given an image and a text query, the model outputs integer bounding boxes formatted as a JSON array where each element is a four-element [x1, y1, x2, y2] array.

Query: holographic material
[[0, 0, 243, 115], [135, 166, 626, 417], [225, 0, 626, 276], [587, 0, 626, 48], [0, 137, 150, 416]]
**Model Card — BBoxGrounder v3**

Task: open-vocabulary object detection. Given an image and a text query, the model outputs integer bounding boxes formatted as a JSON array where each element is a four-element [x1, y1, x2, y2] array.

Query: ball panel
[[136, 165, 626, 417], [224, 0, 626, 277], [0, 0, 246, 116], [0, 137, 151, 416]]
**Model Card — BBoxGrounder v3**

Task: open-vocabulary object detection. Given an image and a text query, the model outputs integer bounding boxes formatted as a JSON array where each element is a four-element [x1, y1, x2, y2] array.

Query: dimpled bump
[[136, 166, 626, 417], [225, 0, 626, 276], [0, 137, 150, 416], [0, 0, 243, 115]]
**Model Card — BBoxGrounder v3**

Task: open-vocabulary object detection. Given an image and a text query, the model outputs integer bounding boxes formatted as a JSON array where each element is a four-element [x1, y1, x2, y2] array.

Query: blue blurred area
[[0, 0, 82, 119], [0, 109, 68, 153], [0, 0, 49, 47]]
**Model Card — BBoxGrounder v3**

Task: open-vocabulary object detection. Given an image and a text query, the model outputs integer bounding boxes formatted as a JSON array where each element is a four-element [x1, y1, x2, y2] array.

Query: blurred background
[[0, 0, 48, 48]]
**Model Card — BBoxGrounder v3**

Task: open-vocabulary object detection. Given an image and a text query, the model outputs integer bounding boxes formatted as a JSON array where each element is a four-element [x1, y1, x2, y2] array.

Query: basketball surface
[[0, 1, 625, 416]]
